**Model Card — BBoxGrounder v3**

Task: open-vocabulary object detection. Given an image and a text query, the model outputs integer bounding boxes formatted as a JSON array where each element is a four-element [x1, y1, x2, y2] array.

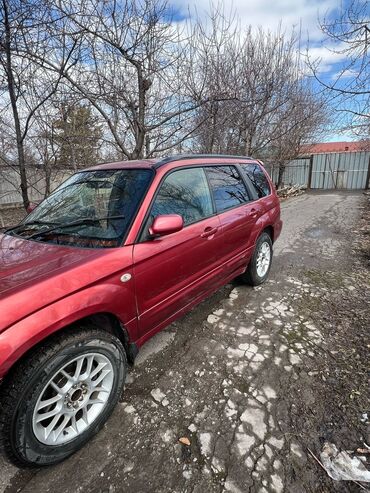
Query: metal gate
[[310, 151, 370, 190], [270, 151, 370, 190]]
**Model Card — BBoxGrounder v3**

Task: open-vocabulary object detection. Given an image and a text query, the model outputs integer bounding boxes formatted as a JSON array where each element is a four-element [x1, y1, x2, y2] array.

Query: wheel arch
[[262, 225, 274, 243], [67, 312, 139, 364], [0, 311, 138, 384]]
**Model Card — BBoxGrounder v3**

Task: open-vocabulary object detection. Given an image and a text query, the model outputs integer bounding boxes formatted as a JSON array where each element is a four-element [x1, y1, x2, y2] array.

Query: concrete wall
[[0, 167, 72, 208]]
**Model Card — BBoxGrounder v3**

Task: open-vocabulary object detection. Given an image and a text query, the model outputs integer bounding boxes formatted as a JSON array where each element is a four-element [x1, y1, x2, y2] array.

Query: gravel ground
[[0, 191, 369, 493]]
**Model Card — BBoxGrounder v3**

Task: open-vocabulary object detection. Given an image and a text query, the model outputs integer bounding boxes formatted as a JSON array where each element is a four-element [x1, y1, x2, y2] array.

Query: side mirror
[[27, 202, 38, 214], [149, 214, 184, 237]]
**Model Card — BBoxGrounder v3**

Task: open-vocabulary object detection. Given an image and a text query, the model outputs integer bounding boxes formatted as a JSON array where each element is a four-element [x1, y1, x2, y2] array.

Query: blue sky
[[167, 0, 359, 142]]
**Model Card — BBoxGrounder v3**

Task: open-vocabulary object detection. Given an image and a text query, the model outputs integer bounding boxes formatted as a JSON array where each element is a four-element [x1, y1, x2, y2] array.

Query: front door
[[133, 167, 223, 337]]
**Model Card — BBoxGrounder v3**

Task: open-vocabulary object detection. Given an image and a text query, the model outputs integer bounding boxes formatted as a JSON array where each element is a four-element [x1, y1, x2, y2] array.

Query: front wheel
[[241, 232, 273, 286], [0, 326, 127, 467]]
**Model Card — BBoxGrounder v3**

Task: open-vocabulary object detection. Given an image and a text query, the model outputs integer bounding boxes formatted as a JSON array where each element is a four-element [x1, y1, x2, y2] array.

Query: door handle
[[201, 226, 218, 238], [250, 208, 259, 218]]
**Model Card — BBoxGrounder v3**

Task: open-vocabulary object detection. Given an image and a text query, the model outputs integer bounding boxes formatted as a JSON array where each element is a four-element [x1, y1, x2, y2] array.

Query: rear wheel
[[241, 232, 273, 286], [0, 326, 127, 467]]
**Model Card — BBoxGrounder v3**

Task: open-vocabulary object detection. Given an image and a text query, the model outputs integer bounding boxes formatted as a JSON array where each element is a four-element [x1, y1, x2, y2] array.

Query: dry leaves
[[179, 437, 190, 446]]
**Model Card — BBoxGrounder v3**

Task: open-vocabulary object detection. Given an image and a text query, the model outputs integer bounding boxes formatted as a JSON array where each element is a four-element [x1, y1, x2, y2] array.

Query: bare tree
[[29, 0, 223, 160], [0, 0, 329, 209], [307, 0, 369, 140], [0, 0, 79, 209], [267, 90, 327, 187], [187, 8, 242, 153], [193, 10, 327, 182]]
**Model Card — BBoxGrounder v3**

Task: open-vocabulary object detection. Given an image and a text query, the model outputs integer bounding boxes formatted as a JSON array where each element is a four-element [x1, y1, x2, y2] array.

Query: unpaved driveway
[[1, 191, 369, 493]]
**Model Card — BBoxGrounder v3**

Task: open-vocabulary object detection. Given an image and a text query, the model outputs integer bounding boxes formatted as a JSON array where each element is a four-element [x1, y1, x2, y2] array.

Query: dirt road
[[1, 191, 369, 493]]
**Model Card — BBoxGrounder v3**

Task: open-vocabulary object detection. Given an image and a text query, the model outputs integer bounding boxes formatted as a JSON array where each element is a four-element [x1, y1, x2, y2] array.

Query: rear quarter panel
[[254, 164, 282, 244]]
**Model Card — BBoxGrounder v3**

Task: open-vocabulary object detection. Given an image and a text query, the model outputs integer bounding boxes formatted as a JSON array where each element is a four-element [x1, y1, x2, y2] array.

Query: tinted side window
[[240, 164, 271, 198], [206, 165, 250, 212], [151, 167, 213, 226]]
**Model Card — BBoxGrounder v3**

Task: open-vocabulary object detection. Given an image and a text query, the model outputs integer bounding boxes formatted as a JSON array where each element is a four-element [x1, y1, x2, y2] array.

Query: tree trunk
[[208, 101, 219, 153], [3, 0, 30, 210], [44, 164, 52, 198], [277, 164, 285, 189], [145, 134, 150, 157], [244, 124, 255, 156], [131, 66, 147, 160]]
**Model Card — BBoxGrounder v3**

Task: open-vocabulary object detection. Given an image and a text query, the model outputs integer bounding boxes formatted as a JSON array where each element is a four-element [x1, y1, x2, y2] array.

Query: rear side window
[[240, 164, 271, 198], [206, 165, 250, 212], [151, 167, 213, 226]]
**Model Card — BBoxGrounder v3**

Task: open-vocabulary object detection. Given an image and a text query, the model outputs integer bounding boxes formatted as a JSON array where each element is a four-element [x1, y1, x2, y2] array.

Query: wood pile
[[277, 185, 306, 199]]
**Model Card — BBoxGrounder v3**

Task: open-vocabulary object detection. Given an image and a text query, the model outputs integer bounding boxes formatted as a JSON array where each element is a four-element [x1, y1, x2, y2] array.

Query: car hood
[[0, 233, 128, 332], [0, 233, 98, 295]]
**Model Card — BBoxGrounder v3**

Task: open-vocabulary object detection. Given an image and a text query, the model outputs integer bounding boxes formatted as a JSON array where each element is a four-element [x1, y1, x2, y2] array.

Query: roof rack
[[153, 154, 254, 169]]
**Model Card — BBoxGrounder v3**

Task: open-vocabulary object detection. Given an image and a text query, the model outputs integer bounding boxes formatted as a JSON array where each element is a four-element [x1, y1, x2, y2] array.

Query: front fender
[[0, 283, 137, 379]]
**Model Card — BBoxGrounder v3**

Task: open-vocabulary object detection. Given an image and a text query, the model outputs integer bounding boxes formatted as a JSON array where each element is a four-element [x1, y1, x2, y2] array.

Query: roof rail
[[153, 154, 254, 168]]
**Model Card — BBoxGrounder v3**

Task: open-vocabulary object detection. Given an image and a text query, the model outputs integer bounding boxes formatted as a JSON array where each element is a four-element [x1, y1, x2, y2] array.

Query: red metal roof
[[301, 141, 370, 155]]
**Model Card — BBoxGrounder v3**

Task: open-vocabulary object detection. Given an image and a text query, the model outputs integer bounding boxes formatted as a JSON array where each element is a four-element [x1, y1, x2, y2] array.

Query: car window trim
[[136, 165, 216, 243], [114, 168, 155, 247], [204, 166, 217, 214], [236, 164, 260, 201]]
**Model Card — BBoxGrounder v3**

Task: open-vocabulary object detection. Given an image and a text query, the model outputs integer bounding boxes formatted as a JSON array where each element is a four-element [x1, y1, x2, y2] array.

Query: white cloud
[[169, 0, 341, 41], [170, 0, 349, 76], [305, 42, 348, 72], [331, 68, 359, 79]]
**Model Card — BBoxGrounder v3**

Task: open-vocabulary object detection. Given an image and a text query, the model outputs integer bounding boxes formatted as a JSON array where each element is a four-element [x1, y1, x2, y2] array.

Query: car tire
[[0, 326, 127, 467], [241, 232, 273, 286]]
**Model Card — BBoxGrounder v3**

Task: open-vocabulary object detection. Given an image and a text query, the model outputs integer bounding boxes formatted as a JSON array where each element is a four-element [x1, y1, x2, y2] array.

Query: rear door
[[133, 167, 224, 336], [205, 165, 260, 272]]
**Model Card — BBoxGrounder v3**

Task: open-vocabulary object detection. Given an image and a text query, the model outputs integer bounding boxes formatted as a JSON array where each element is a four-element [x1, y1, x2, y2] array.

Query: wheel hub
[[32, 353, 114, 445], [256, 241, 271, 278], [64, 383, 89, 410]]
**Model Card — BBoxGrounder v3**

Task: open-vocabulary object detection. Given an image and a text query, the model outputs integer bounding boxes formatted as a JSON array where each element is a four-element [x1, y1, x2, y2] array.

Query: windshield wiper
[[27, 215, 126, 239], [4, 220, 57, 235]]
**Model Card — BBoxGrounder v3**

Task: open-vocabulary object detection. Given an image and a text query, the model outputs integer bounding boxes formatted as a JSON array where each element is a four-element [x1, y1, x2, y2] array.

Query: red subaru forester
[[0, 155, 282, 466]]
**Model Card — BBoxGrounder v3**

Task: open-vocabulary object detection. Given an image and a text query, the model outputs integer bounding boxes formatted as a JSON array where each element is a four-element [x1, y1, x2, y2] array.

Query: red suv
[[0, 155, 282, 466]]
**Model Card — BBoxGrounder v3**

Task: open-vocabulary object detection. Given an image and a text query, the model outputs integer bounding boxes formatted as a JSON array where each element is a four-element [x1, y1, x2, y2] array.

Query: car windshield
[[9, 169, 153, 248]]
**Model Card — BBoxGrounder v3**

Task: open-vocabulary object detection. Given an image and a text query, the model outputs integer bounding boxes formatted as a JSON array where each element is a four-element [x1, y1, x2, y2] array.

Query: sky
[[167, 0, 357, 142]]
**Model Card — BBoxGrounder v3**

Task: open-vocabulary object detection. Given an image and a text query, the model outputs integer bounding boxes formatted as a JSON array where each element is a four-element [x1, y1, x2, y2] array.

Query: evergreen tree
[[53, 104, 102, 169]]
